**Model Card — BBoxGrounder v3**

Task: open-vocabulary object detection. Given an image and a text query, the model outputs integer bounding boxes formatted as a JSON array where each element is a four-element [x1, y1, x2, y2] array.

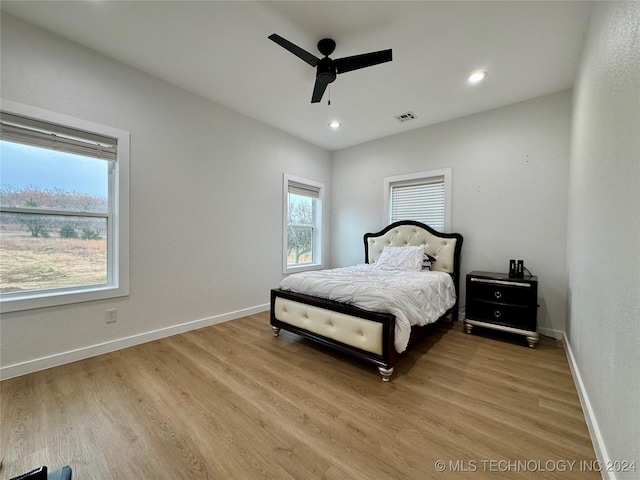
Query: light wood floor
[[1, 312, 599, 479]]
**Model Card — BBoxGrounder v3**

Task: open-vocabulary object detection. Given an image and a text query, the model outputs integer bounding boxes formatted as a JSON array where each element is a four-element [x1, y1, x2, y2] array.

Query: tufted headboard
[[364, 220, 464, 293]]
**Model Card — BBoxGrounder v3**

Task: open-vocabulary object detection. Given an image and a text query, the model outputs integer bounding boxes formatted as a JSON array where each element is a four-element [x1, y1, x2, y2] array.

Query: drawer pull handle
[[494, 291, 502, 299], [494, 310, 502, 318]]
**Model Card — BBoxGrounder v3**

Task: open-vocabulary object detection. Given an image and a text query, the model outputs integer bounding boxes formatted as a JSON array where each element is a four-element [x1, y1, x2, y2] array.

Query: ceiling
[[1, 1, 593, 151]]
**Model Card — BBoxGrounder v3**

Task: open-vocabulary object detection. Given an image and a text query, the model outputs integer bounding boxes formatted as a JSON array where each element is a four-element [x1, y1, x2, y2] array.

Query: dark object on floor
[[9, 466, 72, 480], [9, 466, 47, 480]]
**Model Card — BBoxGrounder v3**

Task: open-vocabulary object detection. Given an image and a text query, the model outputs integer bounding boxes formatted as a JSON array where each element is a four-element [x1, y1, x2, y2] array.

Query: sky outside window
[[0, 140, 109, 201]]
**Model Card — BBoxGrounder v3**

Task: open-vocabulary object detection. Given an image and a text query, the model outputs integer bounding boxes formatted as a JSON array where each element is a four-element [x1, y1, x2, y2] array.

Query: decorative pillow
[[422, 253, 437, 270], [375, 245, 424, 271]]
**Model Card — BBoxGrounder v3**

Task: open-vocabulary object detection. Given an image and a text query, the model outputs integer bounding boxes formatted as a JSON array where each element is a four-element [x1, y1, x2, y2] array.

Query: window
[[283, 174, 323, 274], [0, 99, 129, 312], [384, 168, 451, 231]]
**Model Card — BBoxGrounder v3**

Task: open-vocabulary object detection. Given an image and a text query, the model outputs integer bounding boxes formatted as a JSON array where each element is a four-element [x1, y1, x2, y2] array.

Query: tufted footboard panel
[[273, 297, 384, 355]]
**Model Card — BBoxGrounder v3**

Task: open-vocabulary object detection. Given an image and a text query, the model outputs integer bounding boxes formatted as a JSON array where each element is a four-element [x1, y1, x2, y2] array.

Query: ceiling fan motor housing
[[317, 57, 337, 84], [317, 38, 336, 56]]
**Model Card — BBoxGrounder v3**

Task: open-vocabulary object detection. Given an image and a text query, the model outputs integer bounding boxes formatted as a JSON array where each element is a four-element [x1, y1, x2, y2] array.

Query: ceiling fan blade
[[334, 49, 392, 74], [311, 78, 329, 103], [268, 33, 320, 67]]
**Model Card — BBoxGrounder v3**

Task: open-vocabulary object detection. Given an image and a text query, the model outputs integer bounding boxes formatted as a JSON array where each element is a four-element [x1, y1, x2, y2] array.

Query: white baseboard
[[563, 333, 611, 480], [0, 303, 270, 381], [539, 327, 564, 340]]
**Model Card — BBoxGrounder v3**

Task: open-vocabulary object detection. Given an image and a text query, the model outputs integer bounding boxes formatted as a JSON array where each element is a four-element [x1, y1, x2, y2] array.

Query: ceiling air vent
[[394, 111, 418, 123]]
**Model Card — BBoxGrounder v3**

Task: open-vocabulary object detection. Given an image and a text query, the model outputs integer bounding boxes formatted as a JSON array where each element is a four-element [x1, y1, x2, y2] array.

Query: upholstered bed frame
[[270, 220, 464, 381]]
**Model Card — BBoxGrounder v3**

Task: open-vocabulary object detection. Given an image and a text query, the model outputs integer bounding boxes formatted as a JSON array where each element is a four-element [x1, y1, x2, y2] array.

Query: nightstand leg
[[526, 335, 538, 348], [378, 366, 394, 381], [464, 322, 473, 334]]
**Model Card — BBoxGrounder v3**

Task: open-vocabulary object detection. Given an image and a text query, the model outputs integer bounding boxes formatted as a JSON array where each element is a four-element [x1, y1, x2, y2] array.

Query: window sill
[[0, 284, 129, 313], [283, 263, 324, 275]]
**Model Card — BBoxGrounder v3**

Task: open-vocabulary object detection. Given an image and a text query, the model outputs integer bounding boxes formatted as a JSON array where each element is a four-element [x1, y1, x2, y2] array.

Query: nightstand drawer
[[468, 279, 533, 306], [466, 300, 536, 331]]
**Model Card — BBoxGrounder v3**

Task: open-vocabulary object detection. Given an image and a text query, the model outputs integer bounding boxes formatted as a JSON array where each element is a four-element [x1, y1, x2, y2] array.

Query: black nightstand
[[464, 271, 539, 347]]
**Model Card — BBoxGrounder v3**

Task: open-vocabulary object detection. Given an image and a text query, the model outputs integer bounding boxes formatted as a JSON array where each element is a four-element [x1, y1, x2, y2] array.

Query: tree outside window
[[287, 193, 314, 265]]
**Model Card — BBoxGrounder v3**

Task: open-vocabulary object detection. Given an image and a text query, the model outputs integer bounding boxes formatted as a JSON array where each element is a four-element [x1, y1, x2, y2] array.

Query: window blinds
[[288, 180, 320, 198], [389, 176, 445, 230], [0, 112, 117, 161]]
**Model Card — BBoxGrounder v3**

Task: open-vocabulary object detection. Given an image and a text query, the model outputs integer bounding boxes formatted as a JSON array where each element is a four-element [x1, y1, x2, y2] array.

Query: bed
[[270, 220, 463, 381]]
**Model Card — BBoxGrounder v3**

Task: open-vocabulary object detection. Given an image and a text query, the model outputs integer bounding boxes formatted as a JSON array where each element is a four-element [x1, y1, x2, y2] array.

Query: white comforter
[[279, 264, 456, 353]]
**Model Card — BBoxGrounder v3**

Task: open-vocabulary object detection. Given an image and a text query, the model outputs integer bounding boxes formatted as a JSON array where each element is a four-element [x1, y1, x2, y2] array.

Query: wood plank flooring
[[1, 312, 599, 479]]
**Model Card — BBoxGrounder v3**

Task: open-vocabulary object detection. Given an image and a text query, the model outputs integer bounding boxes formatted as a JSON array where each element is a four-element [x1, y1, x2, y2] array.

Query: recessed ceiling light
[[328, 121, 341, 129], [467, 70, 488, 84]]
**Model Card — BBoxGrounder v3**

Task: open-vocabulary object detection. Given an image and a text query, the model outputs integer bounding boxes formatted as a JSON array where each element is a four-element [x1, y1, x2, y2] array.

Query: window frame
[[282, 173, 324, 275], [0, 99, 130, 313], [383, 168, 452, 231]]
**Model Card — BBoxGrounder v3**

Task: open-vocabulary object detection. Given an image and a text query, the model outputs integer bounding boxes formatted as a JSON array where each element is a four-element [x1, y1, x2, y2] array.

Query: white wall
[[567, 2, 640, 477], [331, 91, 572, 336], [0, 14, 331, 378]]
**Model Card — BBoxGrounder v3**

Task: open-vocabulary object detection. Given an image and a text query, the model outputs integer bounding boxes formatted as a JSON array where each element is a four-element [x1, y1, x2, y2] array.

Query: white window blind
[[288, 181, 320, 198], [0, 112, 117, 161], [389, 176, 445, 231]]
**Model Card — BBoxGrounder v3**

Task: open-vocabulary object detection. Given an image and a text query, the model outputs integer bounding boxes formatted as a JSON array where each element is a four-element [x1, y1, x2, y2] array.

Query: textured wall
[[567, 2, 640, 476]]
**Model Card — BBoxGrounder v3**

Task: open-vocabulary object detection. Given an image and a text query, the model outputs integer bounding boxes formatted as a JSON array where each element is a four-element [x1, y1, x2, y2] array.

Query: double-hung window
[[283, 173, 323, 274], [384, 168, 451, 231], [0, 100, 129, 312]]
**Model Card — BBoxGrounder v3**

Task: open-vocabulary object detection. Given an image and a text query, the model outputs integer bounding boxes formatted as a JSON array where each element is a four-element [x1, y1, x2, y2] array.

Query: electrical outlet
[[105, 308, 117, 324]]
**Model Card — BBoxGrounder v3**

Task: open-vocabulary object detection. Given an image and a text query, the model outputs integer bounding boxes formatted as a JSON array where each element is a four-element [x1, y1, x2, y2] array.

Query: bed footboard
[[270, 289, 397, 380]]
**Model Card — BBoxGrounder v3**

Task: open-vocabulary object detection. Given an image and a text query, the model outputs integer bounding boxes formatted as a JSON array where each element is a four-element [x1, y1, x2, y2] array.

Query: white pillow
[[375, 246, 424, 271]]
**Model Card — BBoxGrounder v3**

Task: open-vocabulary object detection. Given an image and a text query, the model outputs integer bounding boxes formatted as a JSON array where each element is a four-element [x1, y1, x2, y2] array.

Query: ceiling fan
[[268, 33, 393, 104]]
